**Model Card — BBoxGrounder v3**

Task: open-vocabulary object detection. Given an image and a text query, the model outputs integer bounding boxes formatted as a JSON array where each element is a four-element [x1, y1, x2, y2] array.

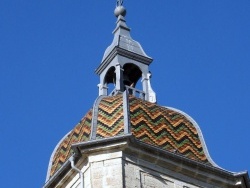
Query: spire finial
[[114, 0, 126, 17], [116, 0, 123, 7]]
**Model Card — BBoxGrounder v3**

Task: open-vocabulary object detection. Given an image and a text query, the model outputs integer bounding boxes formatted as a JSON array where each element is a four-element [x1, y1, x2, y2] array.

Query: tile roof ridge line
[[123, 90, 131, 134], [90, 95, 106, 140]]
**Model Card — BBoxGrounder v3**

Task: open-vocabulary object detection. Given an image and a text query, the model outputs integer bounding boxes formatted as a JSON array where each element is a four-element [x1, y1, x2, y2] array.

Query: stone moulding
[[44, 134, 249, 188]]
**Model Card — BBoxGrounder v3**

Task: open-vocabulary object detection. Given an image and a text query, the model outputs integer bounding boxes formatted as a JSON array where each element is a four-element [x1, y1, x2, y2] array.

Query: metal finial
[[114, 0, 126, 17], [116, 0, 123, 7]]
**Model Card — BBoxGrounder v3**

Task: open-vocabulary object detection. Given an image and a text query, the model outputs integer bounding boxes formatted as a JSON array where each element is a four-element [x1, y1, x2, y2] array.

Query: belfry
[[44, 2, 249, 188], [96, 2, 156, 103]]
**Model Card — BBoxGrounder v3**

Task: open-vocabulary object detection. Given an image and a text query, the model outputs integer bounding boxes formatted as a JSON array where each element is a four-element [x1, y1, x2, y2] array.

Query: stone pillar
[[141, 72, 156, 103], [115, 63, 124, 92], [98, 83, 108, 96]]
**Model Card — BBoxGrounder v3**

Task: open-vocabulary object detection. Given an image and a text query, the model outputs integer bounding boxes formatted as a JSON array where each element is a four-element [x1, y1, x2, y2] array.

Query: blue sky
[[1, 1, 250, 187]]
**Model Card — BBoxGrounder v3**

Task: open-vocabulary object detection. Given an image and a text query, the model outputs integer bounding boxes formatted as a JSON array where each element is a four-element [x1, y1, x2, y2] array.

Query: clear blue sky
[[1, 1, 250, 187]]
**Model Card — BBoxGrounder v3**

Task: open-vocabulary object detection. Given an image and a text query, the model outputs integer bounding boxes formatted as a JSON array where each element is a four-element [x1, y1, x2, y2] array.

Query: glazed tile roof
[[48, 110, 92, 177], [96, 95, 125, 138], [129, 97, 207, 162], [47, 94, 212, 179]]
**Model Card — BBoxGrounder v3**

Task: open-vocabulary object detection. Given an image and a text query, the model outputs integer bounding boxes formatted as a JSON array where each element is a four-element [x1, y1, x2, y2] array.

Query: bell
[[123, 75, 133, 86]]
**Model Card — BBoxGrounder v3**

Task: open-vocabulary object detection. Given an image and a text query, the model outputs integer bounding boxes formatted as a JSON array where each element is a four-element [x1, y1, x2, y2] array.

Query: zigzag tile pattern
[[96, 95, 124, 138], [50, 110, 92, 177], [129, 96, 210, 164], [49, 94, 211, 179]]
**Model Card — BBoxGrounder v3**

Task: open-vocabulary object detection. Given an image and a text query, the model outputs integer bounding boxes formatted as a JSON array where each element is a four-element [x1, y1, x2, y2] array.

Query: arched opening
[[123, 63, 142, 88], [104, 66, 116, 95], [123, 64, 145, 98]]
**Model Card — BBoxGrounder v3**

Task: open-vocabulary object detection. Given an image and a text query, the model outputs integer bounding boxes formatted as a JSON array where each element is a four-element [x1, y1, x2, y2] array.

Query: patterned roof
[[47, 110, 92, 178], [96, 95, 125, 138], [46, 94, 214, 180], [129, 97, 208, 162]]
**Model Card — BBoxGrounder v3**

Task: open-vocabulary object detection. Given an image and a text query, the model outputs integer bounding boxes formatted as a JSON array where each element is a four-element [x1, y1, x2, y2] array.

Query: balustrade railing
[[109, 86, 145, 100]]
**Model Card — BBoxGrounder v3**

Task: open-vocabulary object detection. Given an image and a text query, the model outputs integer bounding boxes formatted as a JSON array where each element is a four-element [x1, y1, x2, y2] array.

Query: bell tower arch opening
[[123, 63, 142, 88], [104, 66, 116, 95]]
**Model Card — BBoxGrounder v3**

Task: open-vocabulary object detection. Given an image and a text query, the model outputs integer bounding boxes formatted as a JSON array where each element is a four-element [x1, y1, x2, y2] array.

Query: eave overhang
[[44, 134, 250, 188], [95, 46, 153, 75], [43, 155, 81, 188]]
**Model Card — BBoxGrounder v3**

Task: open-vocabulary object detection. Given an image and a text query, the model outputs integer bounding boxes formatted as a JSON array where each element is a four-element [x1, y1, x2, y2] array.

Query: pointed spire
[[113, 14, 130, 37], [113, 1, 130, 46], [100, 2, 150, 62]]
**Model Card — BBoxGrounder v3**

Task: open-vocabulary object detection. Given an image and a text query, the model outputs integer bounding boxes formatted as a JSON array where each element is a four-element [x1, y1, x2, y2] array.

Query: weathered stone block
[[104, 158, 122, 167]]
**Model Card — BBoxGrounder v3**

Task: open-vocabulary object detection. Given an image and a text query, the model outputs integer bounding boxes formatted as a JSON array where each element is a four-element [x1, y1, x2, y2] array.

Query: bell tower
[[95, 2, 156, 103], [44, 1, 250, 188]]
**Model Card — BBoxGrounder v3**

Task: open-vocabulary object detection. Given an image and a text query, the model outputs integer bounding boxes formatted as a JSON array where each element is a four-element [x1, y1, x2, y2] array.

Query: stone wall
[[124, 155, 200, 188], [62, 150, 202, 188]]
